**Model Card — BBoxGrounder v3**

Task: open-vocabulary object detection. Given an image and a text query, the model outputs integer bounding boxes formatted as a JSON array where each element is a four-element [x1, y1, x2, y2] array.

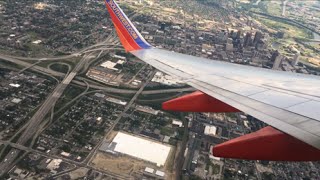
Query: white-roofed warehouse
[[110, 132, 171, 167]]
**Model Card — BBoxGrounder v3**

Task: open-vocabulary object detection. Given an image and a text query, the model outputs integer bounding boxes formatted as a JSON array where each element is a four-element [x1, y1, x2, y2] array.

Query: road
[[0, 139, 130, 179], [255, 162, 263, 180], [73, 79, 195, 94], [0, 68, 157, 178], [85, 69, 157, 165], [0, 12, 151, 177], [0, 54, 65, 77], [0, 49, 195, 96], [1, 39, 189, 178], [176, 115, 190, 180], [0, 54, 91, 176], [0, 27, 193, 178], [18, 60, 41, 73], [0, 41, 120, 62]]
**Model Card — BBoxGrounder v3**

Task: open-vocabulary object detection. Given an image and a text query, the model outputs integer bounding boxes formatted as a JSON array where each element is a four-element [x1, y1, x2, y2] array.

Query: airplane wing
[[104, 0, 320, 161]]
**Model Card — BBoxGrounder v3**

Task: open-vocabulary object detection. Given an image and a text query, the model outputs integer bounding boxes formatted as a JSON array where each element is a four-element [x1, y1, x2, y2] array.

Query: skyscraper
[[226, 39, 233, 51], [292, 53, 300, 66], [243, 32, 252, 47], [253, 31, 262, 46], [236, 30, 241, 40], [273, 55, 283, 70], [160, 22, 166, 31], [270, 50, 280, 62], [229, 30, 234, 38]]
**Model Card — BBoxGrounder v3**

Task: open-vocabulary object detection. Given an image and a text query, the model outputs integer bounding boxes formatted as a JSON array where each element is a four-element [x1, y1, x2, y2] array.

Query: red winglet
[[212, 126, 320, 161]]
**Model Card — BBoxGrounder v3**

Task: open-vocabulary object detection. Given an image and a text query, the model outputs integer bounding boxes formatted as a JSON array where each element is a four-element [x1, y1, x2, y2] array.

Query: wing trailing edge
[[213, 126, 320, 161], [104, 1, 320, 161], [164, 91, 320, 161], [163, 91, 240, 113], [104, 0, 151, 51]]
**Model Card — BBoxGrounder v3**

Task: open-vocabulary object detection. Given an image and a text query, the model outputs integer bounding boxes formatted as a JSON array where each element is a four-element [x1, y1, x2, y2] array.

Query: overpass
[[0, 54, 91, 176]]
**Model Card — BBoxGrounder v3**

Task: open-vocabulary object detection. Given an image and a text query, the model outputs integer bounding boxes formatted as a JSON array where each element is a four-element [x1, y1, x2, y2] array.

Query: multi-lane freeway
[[85, 69, 157, 165], [0, 53, 93, 175], [0, 47, 192, 178], [0, 8, 185, 177], [0, 40, 195, 178], [0, 52, 195, 95], [0, 139, 131, 180], [0, 9, 195, 176]]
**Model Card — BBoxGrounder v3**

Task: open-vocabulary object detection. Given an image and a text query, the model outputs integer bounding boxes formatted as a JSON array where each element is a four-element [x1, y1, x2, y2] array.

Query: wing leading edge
[[104, 0, 320, 161]]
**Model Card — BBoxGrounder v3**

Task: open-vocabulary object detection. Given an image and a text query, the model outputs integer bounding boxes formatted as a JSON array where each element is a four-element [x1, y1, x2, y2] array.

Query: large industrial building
[[101, 132, 171, 167]]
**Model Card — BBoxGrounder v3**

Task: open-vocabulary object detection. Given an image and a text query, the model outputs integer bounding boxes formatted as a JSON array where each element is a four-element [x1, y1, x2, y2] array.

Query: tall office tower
[[236, 30, 241, 40], [292, 53, 300, 66], [270, 50, 280, 62], [243, 32, 252, 47], [273, 55, 283, 70], [253, 31, 262, 46]]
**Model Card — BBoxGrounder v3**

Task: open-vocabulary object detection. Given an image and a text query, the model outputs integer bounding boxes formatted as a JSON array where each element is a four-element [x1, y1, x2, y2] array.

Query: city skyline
[[0, 0, 319, 179]]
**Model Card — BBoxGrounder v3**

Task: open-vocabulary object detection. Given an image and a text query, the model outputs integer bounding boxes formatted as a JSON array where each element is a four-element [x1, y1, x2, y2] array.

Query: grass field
[[264, 2, 282, 16], [49, 63, 70, 73], [258, 18, 312, 39]]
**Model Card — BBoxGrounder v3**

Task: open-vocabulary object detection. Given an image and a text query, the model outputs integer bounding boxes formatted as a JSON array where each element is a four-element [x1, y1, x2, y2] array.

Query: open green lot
[[258, 17, 313, 39]]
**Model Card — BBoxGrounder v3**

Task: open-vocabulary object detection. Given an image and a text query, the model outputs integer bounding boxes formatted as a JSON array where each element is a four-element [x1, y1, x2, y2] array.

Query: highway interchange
[[0, 27, 193, 178]]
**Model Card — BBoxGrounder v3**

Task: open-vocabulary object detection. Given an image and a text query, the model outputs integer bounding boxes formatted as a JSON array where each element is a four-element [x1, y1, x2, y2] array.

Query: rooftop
[[204, 125, 217, 136], [110, 132, 171, 167]]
